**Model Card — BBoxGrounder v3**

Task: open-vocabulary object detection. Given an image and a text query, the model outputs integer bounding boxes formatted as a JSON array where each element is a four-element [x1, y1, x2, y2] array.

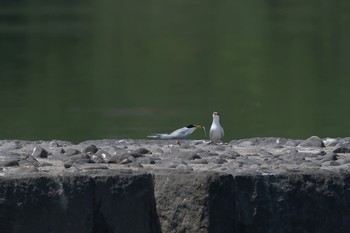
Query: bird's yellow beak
[[195, 125, 202, 128]]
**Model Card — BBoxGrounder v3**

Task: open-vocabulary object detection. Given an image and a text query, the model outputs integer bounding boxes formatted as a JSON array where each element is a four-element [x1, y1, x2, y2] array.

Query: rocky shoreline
[[1, 136, 350, 232], [1, 136, 350, 176]]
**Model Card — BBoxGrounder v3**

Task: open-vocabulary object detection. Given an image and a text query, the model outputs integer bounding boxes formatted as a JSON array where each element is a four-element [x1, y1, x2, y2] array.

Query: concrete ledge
[[0, 172, 159, 233], [1, 137, 350, 232]]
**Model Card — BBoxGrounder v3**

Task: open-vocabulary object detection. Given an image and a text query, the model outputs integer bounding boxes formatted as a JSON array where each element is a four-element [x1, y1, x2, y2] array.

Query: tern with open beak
[[148, 124, 205, 140], [209, 112, 224, 143]]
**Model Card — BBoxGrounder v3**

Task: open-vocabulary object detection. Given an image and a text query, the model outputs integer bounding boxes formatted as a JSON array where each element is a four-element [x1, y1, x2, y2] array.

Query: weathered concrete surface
[[1, 137, 350, 233], [233, 172, 350, 233], [0, 171, 160, 233], [154, 171, 234, 233]]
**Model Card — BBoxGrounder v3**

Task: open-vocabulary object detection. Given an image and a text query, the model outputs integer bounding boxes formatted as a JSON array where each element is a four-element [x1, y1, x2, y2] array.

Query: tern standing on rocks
[[148, 124, 204, 140], [210, 112, 224, 143]]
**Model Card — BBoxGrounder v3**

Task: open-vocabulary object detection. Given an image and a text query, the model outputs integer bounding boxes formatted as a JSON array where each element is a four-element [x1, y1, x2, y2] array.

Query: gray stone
[[284, 140, 302, 147], [32, 146, 48, 158], [139, 157, 156, 165], [220, 151, 240, 159], [40, 162, 53, 167], [299, 136, 325, 147], [329, 161, 340, 166], [323, 138, 339, 147], [82, 145, 98, 154], [321, 153, 338, 162], [333, 142, 350, 153], [177, 151, 201, 160], [134, 148, 152, 154], [120, 158, 133, 165], [67, 153, 90, 162], [18, 156, 39, 167], [64, 148, 81, 156], [64, 162, 73, 168], [108, 154, 128, 164], [130, 152, 145, 158], [197, 151, 218, 157], [208, 158, 227, 164], [0, 142, 20, 151], [0, 159, 19, 167], [95, 150, 111, 160], [108, 146, 129, 156]]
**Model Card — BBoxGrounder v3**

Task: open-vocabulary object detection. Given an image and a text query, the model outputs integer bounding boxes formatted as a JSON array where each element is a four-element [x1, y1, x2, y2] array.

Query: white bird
[[210, 112, 224, 143], [148, 124, 204, 140]]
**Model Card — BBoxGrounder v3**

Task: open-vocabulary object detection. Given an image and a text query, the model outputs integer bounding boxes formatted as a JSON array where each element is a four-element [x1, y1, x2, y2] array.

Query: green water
[[1, 0, 350, 142]]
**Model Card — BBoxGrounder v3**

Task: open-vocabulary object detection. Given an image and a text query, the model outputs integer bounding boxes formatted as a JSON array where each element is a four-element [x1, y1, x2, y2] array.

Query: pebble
[[82, 145, 98, 155], [219, 152, 240, 160], [32, 146, 49, 158], [208, 158, 227, 164], [120, 158, 133, 165], [133, 148, 152, 155], [177, 152, 201, 160], [0, 160, 19, 167], [40, 162, 53, 167], [108, 154, 126, 164], [18, 156, 39, 167], [333, 142, 350, 153], [108, 146, 128, 156], [64, 149, 81, 157], [95, 150, 112, 161], [323, 138, 339, 147], [321, 153, 338, 162]]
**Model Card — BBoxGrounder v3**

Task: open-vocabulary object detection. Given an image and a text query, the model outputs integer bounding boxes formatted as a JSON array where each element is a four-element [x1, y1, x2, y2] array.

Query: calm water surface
[[1, 0, 350, 142]]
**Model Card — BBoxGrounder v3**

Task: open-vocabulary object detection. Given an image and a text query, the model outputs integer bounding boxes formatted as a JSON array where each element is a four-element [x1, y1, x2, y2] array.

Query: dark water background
[[1, 0, 350, 142]]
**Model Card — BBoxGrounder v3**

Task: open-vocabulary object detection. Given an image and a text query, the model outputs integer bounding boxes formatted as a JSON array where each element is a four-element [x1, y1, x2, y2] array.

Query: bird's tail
[[147, 134, 162, 139]]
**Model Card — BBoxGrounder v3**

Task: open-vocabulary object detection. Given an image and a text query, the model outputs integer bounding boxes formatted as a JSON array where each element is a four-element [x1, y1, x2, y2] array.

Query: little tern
[[210, 112, 224, 143], [148, 124, 204, 140]]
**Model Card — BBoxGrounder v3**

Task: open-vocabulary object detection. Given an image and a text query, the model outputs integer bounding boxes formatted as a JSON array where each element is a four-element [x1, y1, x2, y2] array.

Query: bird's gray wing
[[209, 129, 214, 140], [147, 134, 170, 139], [169, 127, 186, 135]]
